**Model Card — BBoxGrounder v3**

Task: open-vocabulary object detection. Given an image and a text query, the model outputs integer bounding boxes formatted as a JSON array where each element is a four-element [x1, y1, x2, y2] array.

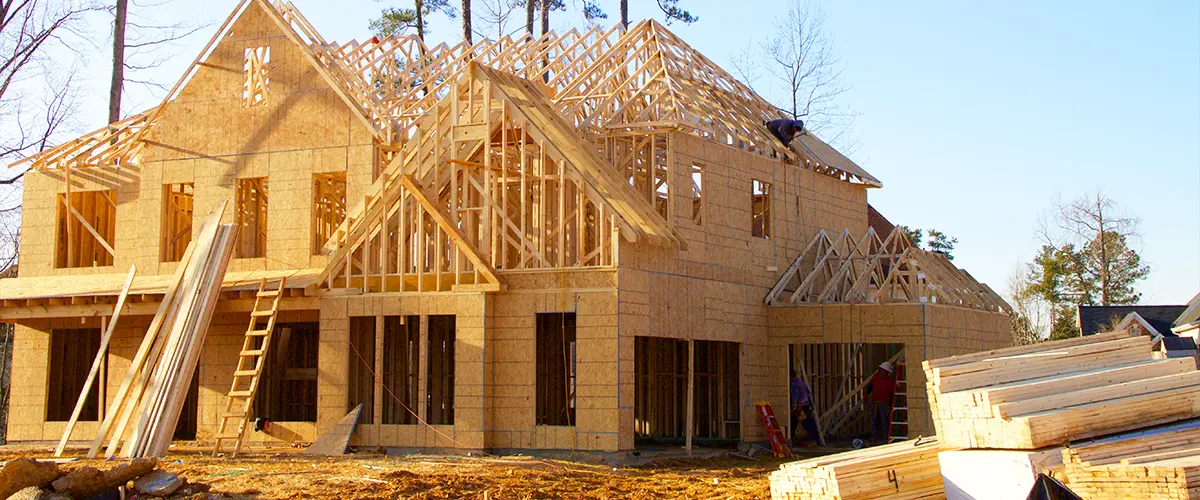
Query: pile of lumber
[[87, 202, 238, 458], [924, 330, 1200, 449], [1062, 419, 1200, 499], [769, 437, 943, 499]]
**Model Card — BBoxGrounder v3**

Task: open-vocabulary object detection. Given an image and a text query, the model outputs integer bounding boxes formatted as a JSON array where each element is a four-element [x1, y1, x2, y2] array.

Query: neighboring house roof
[[1162, 336, 1197, 351], [867, 205, 897, 240], [1078, 305, 1187, 336], [1174, 291, 1200, 330]]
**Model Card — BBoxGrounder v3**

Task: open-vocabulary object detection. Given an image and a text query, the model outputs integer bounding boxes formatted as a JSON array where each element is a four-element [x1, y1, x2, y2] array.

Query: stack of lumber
[[1061, 419, 1200, 499], [769, 437, 943, 499], [923, 330, 1200, 449], [86, 202, 238, 458]]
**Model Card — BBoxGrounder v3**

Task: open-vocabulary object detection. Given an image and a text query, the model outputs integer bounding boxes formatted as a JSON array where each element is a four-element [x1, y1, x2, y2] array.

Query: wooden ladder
[[212, 277, 286, 457]]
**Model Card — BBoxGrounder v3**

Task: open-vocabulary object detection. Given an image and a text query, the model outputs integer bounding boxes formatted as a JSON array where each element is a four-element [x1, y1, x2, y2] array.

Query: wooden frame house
[[0, 0, 1010, 452]]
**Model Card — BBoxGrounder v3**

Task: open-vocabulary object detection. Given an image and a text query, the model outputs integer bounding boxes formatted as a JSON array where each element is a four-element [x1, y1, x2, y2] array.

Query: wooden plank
[[304, 404, 364, 455], [53, 264, 136, 456]]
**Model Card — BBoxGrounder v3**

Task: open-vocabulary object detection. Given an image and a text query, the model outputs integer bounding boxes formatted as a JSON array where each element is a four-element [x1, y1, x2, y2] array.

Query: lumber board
[[923, 330, 1133, 371], [53, 264, 136, 457]]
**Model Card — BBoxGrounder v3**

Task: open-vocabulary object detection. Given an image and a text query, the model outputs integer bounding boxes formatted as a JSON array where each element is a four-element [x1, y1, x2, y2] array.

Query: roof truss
[[765, 228, 1010, 312], [318, 63, 684, 291]]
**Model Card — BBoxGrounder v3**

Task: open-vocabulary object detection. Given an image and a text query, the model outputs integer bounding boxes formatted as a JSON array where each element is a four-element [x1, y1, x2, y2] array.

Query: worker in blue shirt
[[790, 369, 820, 447]]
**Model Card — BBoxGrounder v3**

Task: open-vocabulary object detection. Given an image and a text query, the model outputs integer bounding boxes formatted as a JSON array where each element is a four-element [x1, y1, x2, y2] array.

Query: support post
[[686, 339, 694, 456]]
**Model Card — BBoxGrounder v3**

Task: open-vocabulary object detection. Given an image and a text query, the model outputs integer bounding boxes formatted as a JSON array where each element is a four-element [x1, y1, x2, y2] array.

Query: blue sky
[[25, 0, 1200, 303]]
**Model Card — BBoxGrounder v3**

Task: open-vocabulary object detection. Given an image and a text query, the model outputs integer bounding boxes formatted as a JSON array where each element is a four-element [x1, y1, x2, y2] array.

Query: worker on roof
[[866, 361, 897, 445], [790, 368, 820, 448], [766, 118, 805, 146]]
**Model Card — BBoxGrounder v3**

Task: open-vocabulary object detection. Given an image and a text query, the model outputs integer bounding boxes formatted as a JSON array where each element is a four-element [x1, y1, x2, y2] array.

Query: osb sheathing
[[319, 293, 488, 450], [765, 303, 1011, 438], [616, 132, 871, 445], [7, 309, 321, 444], [17, 1, 374, 279]]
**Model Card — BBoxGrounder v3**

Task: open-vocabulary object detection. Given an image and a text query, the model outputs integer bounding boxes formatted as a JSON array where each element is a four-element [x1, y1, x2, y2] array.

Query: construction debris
[[132, 469, 184, 497], [50, 458, 156, 498], [0, 459, 62, 498], [768, 436, 943, 499], [0, 457, 219, 500], [304, 404, 364, 456], [924, 330, 1200, 449]]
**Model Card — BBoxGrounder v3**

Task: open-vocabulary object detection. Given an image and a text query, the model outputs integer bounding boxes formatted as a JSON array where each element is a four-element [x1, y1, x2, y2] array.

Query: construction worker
[[790, 369, 820, 447], [866, 361, 897, 445], [766, 118, 805, 146]]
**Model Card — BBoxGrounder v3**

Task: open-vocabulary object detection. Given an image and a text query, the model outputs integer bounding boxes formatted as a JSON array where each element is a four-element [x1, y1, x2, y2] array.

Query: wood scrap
[[54, 263, 137, 457], [304, 404, 364, 455], [768, 437, 942, 499]]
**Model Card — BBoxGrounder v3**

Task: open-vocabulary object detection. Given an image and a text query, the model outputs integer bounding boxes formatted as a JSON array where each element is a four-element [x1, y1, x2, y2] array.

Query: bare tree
[[540, 0, 549, 34], [730, 41, 759, 92], [0, 0, 98, 280], [474, 0, 523, 39], [525, 0, 534, 36], [462, 0, 471, 42], [1007, 265, 1048, 345], [108, 0, 207, 121], [0, 0, 97, 182], [1034, 190, 1150, 306], [108, 0, 126, 123], [761, 0, 855, 145]]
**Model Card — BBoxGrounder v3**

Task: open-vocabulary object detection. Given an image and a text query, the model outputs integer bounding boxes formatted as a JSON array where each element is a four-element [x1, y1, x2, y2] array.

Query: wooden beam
[[686, 339, 694, 456]]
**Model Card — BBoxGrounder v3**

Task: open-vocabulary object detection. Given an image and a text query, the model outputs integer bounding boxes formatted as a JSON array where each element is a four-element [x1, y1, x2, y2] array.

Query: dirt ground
[[1, 446, 789, 499]]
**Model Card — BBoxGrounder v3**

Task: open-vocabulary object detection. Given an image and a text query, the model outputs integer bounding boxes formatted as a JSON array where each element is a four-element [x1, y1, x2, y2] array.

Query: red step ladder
[[756, 401, 793, 457]]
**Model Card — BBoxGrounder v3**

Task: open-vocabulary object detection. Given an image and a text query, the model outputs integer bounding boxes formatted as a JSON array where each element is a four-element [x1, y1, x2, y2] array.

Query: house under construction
[[0, 0, 1010, 452]]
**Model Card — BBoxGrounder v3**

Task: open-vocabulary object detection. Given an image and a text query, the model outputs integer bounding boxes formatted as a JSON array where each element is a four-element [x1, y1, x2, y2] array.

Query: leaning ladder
[[212, 277, 286, 457], [887, 359, 909, 443], [756, 401, 793, 458]]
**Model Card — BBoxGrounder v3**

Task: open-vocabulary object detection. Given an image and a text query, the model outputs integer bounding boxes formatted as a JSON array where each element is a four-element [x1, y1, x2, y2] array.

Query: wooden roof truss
[[765, 228, 1009, 313], [19, 0, 879, 191], [318, 64, 684, 291]]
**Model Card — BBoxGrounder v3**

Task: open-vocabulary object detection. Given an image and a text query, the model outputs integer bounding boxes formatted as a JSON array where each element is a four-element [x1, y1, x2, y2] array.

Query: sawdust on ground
[[1, 447, 786, 499]]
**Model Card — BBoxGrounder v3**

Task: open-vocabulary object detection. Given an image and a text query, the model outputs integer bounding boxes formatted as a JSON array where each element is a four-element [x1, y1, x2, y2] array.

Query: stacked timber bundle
[[1061, 420, 1200, 499], [86, 202, 238, 458], [923, 330, 1200, 449], [768, 436, 943, 499]]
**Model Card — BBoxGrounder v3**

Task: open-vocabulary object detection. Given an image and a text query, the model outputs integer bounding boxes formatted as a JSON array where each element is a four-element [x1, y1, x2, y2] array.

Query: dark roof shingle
[[1078, 305, 1187, 336]]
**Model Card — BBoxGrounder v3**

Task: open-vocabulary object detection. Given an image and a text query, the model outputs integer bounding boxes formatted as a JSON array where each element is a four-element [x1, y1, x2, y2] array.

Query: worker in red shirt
[[866, 361, 896, 445]]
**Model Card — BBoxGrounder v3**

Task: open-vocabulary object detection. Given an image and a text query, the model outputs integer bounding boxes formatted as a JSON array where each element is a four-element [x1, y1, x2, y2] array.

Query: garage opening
[[634, 337, 740, 447], [789, 343, 905, 444]]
